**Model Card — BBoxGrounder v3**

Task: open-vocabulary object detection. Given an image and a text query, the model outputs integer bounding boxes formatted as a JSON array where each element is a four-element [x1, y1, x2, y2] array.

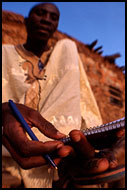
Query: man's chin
[[35, 33, 52, 42]]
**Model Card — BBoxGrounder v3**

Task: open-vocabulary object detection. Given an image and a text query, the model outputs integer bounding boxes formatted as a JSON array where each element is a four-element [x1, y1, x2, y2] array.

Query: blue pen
[[8, 99, 58, 170]]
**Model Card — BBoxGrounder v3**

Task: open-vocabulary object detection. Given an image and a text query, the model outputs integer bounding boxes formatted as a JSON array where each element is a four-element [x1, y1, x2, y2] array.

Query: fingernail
[[109, 160, 118, 168], [57, 131, 66, 137], [116, 129, 125, 137], [56, 143, 63, 149], [73, 134, 81, 142]]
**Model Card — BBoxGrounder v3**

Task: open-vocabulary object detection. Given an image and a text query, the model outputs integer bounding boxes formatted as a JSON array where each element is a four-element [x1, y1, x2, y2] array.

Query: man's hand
[[2, 102, 66, 169], [57, 130, 110, 177], [56, 129, 125, 178]]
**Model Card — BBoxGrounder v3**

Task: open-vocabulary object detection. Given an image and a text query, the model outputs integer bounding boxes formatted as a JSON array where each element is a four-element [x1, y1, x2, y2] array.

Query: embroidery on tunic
[[15, 45, 53, 110]]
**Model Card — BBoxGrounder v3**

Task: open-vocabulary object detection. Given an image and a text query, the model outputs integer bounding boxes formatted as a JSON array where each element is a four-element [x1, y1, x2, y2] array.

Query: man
[[2, 2, 124, 188]]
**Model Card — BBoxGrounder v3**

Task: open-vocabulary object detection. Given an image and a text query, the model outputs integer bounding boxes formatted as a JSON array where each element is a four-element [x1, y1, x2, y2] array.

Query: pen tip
[[55, 166, 58, 170]]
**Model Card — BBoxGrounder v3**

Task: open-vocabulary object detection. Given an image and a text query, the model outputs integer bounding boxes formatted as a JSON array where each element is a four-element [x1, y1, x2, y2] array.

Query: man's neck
[[23, 38, 50, 58]]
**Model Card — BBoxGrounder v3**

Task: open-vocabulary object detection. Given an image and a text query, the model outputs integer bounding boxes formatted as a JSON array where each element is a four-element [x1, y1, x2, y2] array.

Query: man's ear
[[24, 17, 29, 33], [24, 17, 29, 27]]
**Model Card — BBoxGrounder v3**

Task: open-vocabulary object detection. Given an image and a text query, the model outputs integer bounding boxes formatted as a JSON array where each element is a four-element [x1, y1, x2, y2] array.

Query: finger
[[116, 128, 125, 138], [9, 103, 66, 140], [17, 140, 64, 157], [97, 149, 119, 169], [84, 158, 109, 175], [25, 108, 66, 139], [109, 159, 118, 169], [69, 130, 95, 159], [48, 145, 76, 169], [2, 135, 47, 169], [57, 145, 76, 158], [3, 135, 63, 169], [104, 152, 118, 169], [51, 158, 61, 167], [53, 158, 61, 165], [5, 120, 64, 157]]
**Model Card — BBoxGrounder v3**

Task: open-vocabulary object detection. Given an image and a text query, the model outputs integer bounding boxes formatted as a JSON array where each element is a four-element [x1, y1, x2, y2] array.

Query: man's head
[[25, 3, 60, 42]]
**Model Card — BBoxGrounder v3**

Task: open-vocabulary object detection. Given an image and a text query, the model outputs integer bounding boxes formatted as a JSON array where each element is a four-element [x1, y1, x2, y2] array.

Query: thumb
[[28, 110, 65, 140]]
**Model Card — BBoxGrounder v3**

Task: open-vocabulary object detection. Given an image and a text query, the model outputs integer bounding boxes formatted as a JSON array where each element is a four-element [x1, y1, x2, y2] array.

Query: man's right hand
[[2, 102, 66, 169]]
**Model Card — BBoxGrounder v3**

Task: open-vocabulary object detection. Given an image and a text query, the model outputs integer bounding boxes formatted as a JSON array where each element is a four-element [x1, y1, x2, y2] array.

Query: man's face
[[26, 3, 59, 41]]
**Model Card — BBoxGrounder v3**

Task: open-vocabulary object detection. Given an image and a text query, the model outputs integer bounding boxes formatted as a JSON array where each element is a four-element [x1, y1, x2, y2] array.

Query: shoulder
[[53, 39, 78, 54], [55, 38, 77, 48], [2, 44, 15, 49], [2, 44, 15, 54]]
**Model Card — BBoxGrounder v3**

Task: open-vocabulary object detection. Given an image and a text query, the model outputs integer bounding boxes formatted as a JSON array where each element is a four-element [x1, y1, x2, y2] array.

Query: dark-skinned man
[[2, 2, 125, 188]]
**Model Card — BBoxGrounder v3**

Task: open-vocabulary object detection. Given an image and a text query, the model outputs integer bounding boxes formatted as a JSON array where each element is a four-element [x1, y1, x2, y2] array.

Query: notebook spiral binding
[[60, 117, 125, 144]]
